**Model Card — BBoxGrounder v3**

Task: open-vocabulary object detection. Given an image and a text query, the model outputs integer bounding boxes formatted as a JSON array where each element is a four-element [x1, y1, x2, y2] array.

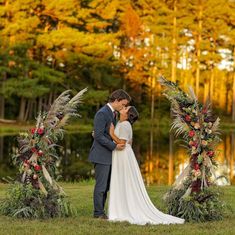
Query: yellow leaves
[[37, 26, 115, 62], [85, 21, 110, 32], [2, 15, 40, 45], [37, 27, 81, 49], [89, 0, 123, 20]]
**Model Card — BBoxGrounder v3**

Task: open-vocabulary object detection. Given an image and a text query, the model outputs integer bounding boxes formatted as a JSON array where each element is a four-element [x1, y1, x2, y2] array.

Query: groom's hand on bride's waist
[[116, 143, 125, 150]]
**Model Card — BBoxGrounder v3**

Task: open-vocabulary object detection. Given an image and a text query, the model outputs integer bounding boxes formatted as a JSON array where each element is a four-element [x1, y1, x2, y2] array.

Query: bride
[[108, 106, 185, 225]]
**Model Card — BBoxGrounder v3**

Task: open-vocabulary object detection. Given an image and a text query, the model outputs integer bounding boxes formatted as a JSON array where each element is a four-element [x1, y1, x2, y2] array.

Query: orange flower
[[202, 140, 208, 146]]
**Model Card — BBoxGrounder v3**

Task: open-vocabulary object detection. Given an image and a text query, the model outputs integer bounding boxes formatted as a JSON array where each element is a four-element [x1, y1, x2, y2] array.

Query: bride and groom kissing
[[88, 89, 184, 225]]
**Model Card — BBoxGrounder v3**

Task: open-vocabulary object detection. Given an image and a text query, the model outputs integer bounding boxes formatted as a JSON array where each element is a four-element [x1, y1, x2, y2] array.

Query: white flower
[[192, 169, 201, 179], [194, 123, 200, 129], [59, 63, 65, 68], [205, 128, 212, 134]]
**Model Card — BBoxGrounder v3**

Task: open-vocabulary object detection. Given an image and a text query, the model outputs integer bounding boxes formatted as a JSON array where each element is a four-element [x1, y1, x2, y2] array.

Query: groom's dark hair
[[127, 106, 139, 125], [108, 89, 131, 103]]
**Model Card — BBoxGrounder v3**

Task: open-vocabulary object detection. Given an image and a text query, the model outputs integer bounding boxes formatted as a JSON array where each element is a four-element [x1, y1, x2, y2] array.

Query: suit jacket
[[88, 104, 116, 165]]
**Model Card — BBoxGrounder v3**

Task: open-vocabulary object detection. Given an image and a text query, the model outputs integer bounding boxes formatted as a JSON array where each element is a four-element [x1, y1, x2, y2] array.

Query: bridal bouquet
[[159, 76, 225, 222], [0, 88, 87, 218]]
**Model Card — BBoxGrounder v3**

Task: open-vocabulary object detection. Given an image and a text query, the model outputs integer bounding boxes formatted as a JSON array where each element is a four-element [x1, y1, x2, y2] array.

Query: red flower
[[185, 115, 191, 122], [189, 141, 198, 147], [207, 151, 214, 157], [37, 128, 44, 135], [24, 159, 30, 164], [31, 128, 36, 134], [31, 147, 37, 153], [34, 165, 41, 171], [193, 142, 198, 147], [189, 130, 195, 137], [194, 163, 200, 170], [38, 150, 43, 156]]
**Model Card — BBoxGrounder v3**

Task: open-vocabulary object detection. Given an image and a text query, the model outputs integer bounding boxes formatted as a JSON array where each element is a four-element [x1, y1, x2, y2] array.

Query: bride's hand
[[109, 123, 115, 135]]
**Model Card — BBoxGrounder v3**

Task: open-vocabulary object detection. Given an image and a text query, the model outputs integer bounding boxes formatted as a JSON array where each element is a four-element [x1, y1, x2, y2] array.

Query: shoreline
[[1, 117, 235, 135]]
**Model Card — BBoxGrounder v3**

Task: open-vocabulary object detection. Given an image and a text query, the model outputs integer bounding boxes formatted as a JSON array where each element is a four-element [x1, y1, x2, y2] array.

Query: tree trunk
[[195, 0, 203, 97], [24, 100, 32, 121], [44, 96, 49, 111], [168, 131, 174, 185], [149, 126, 153, 160], [38, 97, 43, 113], [0, 95, 5, 119], [232, 47, 235, 121], [231, 132, 234, 182], [18, 97, 27, 121], [0, 136, 3, 160], [225, 75, 230, 114], [0, 72, 7, 119], [168, 110, 174, 185], [48, 92, 53, 106], [209, 68, 214, 106], [33, 100, 37, 118], [203, 81, 209, 104], [150, 66, 157, 126], [171, 0, 177, 83]]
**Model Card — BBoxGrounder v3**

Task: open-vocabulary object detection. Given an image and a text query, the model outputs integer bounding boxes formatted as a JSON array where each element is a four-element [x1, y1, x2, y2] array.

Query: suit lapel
[[105, 104, 117, 125], [105, 104, 113, 118]]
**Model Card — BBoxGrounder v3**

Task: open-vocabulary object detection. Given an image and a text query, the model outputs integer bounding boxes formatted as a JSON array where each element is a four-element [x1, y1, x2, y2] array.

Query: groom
[[88, 89, 131, 219]]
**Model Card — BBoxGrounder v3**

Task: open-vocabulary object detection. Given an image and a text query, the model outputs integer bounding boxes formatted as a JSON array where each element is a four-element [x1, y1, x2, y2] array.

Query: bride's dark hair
[[127, 106, 139, 125]]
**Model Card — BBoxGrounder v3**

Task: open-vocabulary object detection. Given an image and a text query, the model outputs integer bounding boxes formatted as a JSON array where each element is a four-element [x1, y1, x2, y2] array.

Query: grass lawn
[[0, 182, 234, 235]]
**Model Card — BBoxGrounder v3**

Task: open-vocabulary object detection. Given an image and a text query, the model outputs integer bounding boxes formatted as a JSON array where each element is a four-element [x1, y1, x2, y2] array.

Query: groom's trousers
[[93, 163, 111, 217]]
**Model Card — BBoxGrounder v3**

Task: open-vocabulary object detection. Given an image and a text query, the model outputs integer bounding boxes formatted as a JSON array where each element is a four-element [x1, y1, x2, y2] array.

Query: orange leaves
[[120, 5, 142, 39]]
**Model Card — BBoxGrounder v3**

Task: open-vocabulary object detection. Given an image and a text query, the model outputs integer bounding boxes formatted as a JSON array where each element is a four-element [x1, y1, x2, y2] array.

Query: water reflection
[[0, 128, 234, 185], [0, 134, 18, 180]]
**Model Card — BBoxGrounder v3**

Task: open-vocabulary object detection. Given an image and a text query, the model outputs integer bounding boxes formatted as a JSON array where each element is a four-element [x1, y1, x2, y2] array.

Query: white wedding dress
[[108, 121, 185, 225]]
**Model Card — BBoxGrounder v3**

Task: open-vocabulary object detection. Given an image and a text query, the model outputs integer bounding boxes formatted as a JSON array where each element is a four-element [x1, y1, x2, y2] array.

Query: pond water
[[0, 128, 234, 185]]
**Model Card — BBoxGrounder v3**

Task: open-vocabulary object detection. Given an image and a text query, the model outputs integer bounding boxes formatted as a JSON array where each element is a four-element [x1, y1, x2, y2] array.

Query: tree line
[[0, 0, 235, 122]]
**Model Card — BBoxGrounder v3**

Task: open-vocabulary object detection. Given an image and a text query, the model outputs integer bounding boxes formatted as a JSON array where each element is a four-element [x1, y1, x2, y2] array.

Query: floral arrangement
[[158, 76, 225, 222], [0, 88, 87, 218]]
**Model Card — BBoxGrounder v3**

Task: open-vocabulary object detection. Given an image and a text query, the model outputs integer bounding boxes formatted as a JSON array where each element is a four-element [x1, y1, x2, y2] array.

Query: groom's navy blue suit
[[88, 104, 116, 217]]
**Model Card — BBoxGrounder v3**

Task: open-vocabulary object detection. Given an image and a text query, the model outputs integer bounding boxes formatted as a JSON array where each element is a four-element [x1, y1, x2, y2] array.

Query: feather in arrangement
[[0, 88, 87, 219], [158, 76, 225, 222]]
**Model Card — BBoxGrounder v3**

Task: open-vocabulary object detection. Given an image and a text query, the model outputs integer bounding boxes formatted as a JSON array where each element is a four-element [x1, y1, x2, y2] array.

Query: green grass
[[0, 182, 234, 235]]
